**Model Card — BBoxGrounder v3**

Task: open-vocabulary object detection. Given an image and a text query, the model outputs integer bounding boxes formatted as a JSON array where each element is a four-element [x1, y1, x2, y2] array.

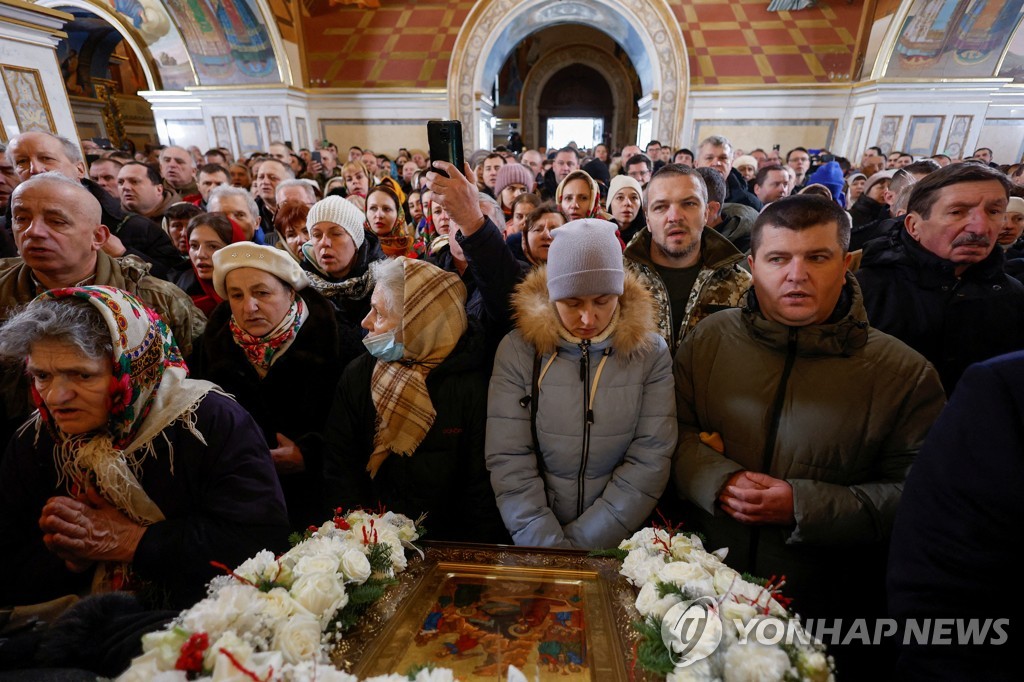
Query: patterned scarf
[[28, 287, 218, 593], [556, 170, 607, 220], [367, 258, 468, 477], [228, 297, 308, 378], [371, 201, 416, 258]]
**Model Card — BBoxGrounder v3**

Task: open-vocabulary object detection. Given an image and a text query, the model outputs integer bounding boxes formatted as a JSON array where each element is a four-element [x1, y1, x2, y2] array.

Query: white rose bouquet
[[596, 521, 835, 682], [115, 508, 442, 682]]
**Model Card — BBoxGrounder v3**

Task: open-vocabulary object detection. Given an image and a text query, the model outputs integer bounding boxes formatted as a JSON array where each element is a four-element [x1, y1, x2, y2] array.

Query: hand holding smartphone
[[427, 120, 465, 178]]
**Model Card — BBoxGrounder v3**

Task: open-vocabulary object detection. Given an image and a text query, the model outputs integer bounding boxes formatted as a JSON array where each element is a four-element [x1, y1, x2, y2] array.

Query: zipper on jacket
[[747, 327, 798, 570], [577, 340, 592, 518]]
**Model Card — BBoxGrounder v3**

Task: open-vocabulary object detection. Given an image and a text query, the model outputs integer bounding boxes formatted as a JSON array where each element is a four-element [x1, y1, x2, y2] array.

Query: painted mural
[[886, 0, 1024, 78], [107, 0, 279, 87], [998, 18, 1024, 82]]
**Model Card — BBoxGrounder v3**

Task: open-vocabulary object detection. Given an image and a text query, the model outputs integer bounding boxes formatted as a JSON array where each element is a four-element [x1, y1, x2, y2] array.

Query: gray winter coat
[[486, 268, 676, 549]]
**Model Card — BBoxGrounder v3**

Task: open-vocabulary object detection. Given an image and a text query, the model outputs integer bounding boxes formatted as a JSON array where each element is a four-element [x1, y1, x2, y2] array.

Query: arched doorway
[[448, 0, 688, 149], [518, 43, 639, 150]]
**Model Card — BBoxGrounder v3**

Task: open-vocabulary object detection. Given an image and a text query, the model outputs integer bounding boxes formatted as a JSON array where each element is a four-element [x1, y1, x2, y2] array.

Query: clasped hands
[[38, 487, 145, 573], [718, 470, 795, 526]]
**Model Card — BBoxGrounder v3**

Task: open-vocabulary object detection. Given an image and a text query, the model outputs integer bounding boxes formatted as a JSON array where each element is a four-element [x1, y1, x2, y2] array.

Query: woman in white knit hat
[[486, 219, 676, 549], [188, 242, 345, 530], [299, 194, 382, 357], [605, 174, 645, 245]]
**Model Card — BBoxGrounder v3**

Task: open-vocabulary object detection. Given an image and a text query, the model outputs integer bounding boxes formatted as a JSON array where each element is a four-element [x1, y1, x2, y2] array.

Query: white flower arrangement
[[116, 509, 457, 682], [614, 526, 835, 682]]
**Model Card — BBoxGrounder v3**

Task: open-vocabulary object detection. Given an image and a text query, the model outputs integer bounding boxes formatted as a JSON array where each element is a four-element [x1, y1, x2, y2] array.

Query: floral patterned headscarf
[[30, 287, 217, 523], [367, 184, 415, 257]]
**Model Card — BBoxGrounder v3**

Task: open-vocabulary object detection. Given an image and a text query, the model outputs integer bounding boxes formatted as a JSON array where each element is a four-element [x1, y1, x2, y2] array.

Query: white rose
[[294, 553, 342, 577], [722, 642, 791, 682], [796, 650, 833, 682], [284, 660, 360, 681], [621, 548, 668, 586], [714, 571, 787, 617], [210, 649, 282, 682], [720, 600, 759, 632], [234, 549, 280, 584], [260, 586, 307, 621], [634, 581, 682, 620], [657, 561, 715, 597], [139, 628, 189, 670], [273, 612, 323, 664], [340, 549, 372, 583], [290, 572, 349, 624], [180, 584, 261, 641]]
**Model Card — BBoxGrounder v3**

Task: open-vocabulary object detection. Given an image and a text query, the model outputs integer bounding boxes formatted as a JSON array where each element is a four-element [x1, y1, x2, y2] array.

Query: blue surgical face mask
[[363, 330, 404, 362]]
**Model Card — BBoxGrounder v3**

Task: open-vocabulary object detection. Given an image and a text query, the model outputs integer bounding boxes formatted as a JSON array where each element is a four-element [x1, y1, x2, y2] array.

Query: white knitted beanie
[[306, 195, 366, 249]]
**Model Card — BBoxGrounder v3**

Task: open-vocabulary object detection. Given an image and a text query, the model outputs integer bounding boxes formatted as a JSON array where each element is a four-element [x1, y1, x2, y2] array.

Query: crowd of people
[[1, 129, 1022, 679]]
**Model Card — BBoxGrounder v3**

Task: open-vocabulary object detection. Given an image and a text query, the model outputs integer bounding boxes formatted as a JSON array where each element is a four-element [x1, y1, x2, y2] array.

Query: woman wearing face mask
[[301, 195, 382, 362], [169, 212, 244, 316], [187, 243, 342, 530], [606, 175, 646, 245], [322, 257, 507, 543], [486, 220, 675, 549]]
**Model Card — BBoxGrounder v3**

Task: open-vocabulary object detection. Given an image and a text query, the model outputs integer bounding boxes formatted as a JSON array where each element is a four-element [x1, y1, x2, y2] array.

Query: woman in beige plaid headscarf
[[321, 257, 508, 543]]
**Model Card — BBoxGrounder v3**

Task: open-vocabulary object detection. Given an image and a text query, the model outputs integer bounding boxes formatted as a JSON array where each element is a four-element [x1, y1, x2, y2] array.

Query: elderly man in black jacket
[[856, 162, 1024, 393]]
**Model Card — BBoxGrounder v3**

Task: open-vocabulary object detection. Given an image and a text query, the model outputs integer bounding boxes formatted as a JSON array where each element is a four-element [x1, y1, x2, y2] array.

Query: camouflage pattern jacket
[[624, 227, 751, 355]]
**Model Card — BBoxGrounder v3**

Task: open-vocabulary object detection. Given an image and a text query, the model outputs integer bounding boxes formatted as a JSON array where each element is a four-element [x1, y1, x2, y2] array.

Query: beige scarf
[[367, 258, 467, 477]]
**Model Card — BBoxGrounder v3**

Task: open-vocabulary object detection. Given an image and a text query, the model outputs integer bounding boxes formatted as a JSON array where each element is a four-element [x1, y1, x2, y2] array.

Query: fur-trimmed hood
[[512, 265, 659, 359]]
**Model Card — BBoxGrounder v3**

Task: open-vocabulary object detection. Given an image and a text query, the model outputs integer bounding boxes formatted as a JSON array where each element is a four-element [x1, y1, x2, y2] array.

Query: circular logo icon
[[661, 597, 724, 668]]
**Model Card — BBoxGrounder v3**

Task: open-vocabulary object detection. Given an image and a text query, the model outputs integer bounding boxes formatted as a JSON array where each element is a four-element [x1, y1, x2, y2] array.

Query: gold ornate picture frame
[[1, 65, 56, 134], [339, 543, 644, 681]]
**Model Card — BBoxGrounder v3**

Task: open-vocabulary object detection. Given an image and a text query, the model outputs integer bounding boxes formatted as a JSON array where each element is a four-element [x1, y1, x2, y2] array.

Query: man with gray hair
[[207, 184, 270, 244], [857, 162, 1024, 393], [5, 131, 181, 277], [274, 178, 317, 208], [0, 172, 205, 444], [695, 134, 762, 211], [158, 145, 199, 197]]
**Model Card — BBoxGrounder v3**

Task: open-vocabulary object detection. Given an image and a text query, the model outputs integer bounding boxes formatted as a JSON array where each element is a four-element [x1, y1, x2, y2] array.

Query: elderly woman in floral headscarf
[[322, 257, 506, 543], [0, 286, 288, 611]]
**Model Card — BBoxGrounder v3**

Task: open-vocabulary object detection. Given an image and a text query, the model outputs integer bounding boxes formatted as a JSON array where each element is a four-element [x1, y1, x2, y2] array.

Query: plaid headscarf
[[367, 258, 467, 477]]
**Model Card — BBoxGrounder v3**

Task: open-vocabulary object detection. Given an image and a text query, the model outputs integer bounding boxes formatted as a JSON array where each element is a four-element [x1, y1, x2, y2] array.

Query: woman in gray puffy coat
[[486, 219, 676, 549]]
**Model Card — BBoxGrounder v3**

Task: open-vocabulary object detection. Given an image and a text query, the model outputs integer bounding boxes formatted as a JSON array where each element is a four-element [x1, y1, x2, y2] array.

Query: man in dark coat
[[4, 131, 181, 278], [856, 162, 1024, 393], [888, 351, 1024, 681]]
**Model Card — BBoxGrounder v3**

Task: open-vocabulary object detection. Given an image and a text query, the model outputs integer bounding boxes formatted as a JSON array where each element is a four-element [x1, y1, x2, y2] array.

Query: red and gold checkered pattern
[[669, 0, 862, 85], [301, 0, 475, 87], [298, 0, 863, 88]]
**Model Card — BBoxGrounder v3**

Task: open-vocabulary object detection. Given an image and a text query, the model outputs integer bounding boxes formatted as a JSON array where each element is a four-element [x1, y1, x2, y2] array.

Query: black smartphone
[[311, 150, 322, 163], [772, 144, 781, 152], [427, 120, 465, 178]]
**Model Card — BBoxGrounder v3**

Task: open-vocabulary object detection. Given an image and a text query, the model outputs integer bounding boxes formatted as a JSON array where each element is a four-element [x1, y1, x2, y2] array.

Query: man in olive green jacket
[[0, 173, 205, 445], [624, 164, 750, 356], [674, 196, 944, 669]]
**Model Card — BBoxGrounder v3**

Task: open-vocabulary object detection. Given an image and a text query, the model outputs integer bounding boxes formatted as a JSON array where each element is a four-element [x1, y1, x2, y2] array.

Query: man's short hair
[[208, 184, 259, 219], [626, 154, 652, 171], [868, 146, 883, 156], [907, 162, 1012, 219], [555, 146, 578, 159], [4, 133, 82, 166], [199, 162, 228, 176], [903, 159, 940, 176], [645, 163, 708, 205], [484, 152, 505, 164], [90, 157, 123, 170], [275, 178, 316, 203], [975, 147, 993, 156], [786, 146, 809, 162], [694, 166, 726, 207], [259, 158, 295, 179], [751, 194, 852, 256], [754, 164, 786, 189], [698, 135, 732, 153], [121, 161, 163, 185]]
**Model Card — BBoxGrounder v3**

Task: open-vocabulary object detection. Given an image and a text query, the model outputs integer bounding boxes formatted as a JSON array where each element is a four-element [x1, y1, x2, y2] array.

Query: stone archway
[[449, 0, 688, 149], [520, 45, 636, 149]]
